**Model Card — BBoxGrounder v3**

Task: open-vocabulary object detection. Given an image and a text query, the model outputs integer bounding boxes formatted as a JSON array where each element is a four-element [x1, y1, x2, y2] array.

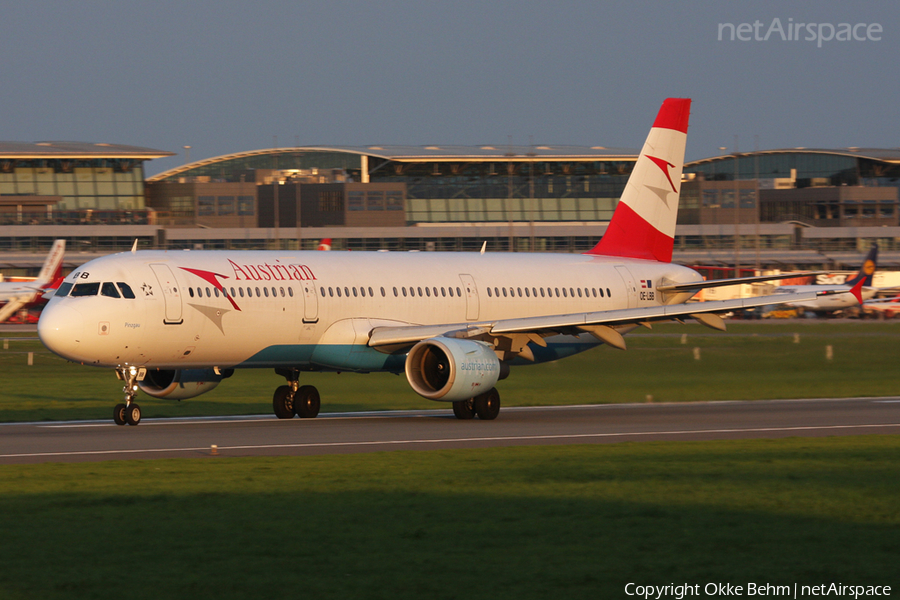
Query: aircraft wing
[[368, 291, 818, 351], [655, 272, 825, 293], [0, 297, 29, 323]]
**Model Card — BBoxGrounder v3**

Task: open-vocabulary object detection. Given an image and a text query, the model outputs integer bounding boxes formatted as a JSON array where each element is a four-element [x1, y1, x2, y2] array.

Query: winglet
[[586, 98, 691, 263]]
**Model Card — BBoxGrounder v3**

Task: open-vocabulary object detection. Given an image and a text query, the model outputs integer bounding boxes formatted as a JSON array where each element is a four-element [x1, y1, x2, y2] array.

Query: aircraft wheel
[[452, 398, 476, 420], [273, 385, 295, 419], [125, 403, 142, 426], [474, 389, 500, 420], [294, 385, 320, 418], [113, 403, 127, 426]]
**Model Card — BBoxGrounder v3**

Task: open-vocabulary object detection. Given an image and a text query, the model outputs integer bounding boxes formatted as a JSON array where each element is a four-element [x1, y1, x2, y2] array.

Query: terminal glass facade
[[0, 159, 146, 210]]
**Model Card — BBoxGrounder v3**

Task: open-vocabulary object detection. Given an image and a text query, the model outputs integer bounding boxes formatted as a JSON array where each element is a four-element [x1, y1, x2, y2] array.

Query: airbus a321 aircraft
[[0, 239, 65, 323], [38, 98, 817, 426]]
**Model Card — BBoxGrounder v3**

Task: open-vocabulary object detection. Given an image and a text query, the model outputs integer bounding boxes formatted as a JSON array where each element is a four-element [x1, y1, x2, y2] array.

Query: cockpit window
[[56, 282, 73, 297], [117, 282, 135, 299], [101, 282, 121, 298], [70, 282, 101, 297]]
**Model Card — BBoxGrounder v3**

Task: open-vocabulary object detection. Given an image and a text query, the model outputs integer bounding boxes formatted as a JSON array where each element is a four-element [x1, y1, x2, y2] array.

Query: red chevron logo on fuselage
[[180, 267, 242, 311]]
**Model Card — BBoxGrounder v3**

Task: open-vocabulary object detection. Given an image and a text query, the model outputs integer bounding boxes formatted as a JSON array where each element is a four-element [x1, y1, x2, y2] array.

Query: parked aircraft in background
[[775, 245, 878, 313], [38, 98, 817, 426], [316, 238, 332, 251], [0, 240, 65, 323]]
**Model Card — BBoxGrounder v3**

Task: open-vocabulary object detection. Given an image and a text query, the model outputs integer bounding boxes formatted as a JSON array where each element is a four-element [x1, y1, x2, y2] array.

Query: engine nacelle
[[405, 337, 501, 402], [138, 368, 232, 400]]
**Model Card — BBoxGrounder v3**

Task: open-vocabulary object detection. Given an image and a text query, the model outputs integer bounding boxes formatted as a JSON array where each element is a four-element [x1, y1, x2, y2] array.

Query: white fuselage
[[775, 284, 876, 311], [38, 250, 702, 371]]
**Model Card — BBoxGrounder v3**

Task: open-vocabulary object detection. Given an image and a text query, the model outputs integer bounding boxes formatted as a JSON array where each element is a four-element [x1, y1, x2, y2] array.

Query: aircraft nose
[[38, 303, 86, 362]]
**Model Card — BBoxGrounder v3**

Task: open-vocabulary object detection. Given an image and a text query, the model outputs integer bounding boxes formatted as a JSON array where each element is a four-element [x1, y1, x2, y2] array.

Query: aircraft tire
[[294, 385, 320, 418], [125, 403, 142, 426], [452, 399, 476, 420], [273, 385, 295, 419], [113, 403, 127, 426], [474, 389, 500, 420]]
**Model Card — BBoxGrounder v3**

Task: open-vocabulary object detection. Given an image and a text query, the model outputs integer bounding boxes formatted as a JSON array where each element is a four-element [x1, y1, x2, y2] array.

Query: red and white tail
[[587, 98, 691, 263], [36, 239, 65, 286], [316, 238, 332, 251]]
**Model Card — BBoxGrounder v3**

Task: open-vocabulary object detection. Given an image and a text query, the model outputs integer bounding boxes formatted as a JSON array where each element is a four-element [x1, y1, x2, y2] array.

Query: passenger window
[[562, 288, 568, 298], [381, 287, 386, 297], [441, 287, 446, 297], [448, 287, 454, 298], [329, 287, 334, 297], [494, 287, 499, 297], [417, 287, 423, 296], [264, 288, 269, 298], [71, 282, 101, 297], [370, 287, 375, 297], [525, 288, 530, 298], [393, 287, 398, 297], [517, 287, 522, 297], [188, 288, 195, 298], [487, 288, 492, 297], [577, 288, 582, 298], [344, 287, 349, 297], [402, 287, 407, 297], [607, 288, 612, 297], [101, 282, 120, 298], [555, 288, 560, 297], [540, 288, 545, 298], [425, 287, 431, 297], [230, 287, 236, 297], [592, 288, 597, 298], [56, 282, 73, 297], [532, 287, 537, 297], [271, 287, 276, 297], [457, 287, 462, 297], [433, 287, 438, 297], [239, 288, 245, 298], [288, 287, 294, 297], [352, 287, 358, 297], [336, 287, 342, 297], [599, 288, 604, 297], [215, 288, 220, 298], [502, 288, 507, 297], [205, 287, 211, 297], [281, 287, 285, 297]]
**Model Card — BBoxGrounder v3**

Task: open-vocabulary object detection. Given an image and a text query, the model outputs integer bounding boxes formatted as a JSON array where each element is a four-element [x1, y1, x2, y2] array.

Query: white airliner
[[0, 239, 65, 323], [775, 245, 878, 312], [38, 98, 817, 426]]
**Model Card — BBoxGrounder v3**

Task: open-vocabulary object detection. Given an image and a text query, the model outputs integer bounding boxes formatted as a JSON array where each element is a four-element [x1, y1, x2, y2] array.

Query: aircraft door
[[614, 265, 638, 309], [301, 281, 318, 323], [150, 263, 184, 324], [459, 274, 479, 321]]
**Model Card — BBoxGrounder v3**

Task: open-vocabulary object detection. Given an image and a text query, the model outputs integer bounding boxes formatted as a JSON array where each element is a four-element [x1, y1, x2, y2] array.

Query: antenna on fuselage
[[131, 239, 138, 254]]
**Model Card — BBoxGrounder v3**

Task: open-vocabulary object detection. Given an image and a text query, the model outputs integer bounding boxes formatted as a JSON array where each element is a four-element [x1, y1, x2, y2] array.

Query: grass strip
[[1, 322, 899, 422], [0, 436, 897, 599]]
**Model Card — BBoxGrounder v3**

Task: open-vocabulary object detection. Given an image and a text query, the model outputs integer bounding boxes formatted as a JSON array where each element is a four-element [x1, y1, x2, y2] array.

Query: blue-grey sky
[[2, 0, 897, 176]]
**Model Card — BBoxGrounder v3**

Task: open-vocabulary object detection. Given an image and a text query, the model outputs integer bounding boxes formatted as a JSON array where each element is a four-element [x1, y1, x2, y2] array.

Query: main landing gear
[[273, 368, 321, 419], [113, 366, 145, 426], [452, 388, 501, 420]]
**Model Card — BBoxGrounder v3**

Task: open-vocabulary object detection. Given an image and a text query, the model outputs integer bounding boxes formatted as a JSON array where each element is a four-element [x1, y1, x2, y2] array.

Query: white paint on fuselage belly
[[43, 250, 703, 369]]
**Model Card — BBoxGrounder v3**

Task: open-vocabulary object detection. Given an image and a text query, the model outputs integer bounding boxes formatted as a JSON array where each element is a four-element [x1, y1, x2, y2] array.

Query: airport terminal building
[[1, 142, 899, 274]]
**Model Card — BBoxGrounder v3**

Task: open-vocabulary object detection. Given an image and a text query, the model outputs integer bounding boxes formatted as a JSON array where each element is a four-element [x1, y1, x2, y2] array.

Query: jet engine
[[405, 337, 502, 402], [138, 368, 233, 400]]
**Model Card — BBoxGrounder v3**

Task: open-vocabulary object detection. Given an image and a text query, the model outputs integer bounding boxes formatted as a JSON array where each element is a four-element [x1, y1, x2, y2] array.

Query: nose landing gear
[[114, 366, 146, 426]]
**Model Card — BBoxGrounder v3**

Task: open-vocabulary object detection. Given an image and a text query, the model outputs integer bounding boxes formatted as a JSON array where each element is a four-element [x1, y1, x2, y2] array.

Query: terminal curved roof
[[686, 148, 900, 167], [147, 145, 639, 182], [0, 141, 175, 160]]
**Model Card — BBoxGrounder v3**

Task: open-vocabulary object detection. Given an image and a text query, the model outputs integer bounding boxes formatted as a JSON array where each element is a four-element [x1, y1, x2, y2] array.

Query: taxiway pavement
[[1, 397, 898, 464]]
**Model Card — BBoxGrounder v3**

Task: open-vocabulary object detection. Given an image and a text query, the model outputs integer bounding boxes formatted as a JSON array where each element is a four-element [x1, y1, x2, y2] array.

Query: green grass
[[0, 437, 897, 599], [2, 321, 899, 422]]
